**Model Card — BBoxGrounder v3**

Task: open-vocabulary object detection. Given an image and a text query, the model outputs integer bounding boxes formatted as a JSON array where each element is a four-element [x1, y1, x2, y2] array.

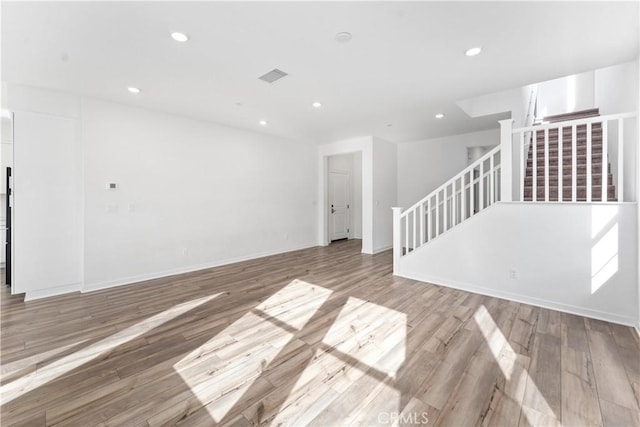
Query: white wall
[[399, 203, 638, 326], [7, 85, 84, 299], [6, 84, 319, 298], [457, 88, 525, 125], [536, 70, 595, 118], [328, 153, 362, 240], [372, 137, 397, 252], [397, 129, 499, 208], [82, 98, 318, 290]]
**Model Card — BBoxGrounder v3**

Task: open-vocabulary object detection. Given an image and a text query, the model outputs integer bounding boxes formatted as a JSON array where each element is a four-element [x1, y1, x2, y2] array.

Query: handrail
[[401, 144, 501, 217], [514, 111, 636, 134]]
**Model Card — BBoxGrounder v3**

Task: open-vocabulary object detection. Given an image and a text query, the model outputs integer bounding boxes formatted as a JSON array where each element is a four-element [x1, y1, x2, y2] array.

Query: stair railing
[[392, 145, 501, 269], [512, 112, 636, 202]]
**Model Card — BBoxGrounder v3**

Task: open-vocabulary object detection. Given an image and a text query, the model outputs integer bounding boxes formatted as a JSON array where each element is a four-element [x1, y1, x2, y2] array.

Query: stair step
[[543, 108, 600, 123], [525, 165, 608, 175], [527, 156, 608, 167], [529, 145, 602, 158], [534, 126, 602, 136], [523, 185, 616, 201], [524, 174, 613, 186], [535, 135, 602, 145]]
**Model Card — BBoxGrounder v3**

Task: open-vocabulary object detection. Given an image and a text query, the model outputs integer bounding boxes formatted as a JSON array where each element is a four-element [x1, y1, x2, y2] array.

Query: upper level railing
[[512, 112, 636, 202]]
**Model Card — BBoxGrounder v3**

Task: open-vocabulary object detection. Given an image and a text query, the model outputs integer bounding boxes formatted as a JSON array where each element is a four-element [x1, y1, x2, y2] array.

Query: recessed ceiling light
[[127, 87, 141, 94], [435, 113, 445, 119], [312, 102, 322, 108], [335, 32, 353, 43], [171, 32, 189, 42], [259, 120, 268, 126], [465, 47, 482, 57]]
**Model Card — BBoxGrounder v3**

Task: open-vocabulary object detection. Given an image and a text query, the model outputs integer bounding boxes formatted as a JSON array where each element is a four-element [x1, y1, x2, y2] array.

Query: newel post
[[499, 119, 514, 202], [392, 207, 402, 275]]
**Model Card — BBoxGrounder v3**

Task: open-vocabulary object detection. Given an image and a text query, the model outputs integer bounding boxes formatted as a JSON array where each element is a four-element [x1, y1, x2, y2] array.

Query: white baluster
[[470, 168, 475, 215], [490, 154, 495, 205], [427, 198, 432, 241], [461, 173, 466, 221], [618, 118, 624, 201], [558, 128, 563, 202], [533, 130, 537, 201], [419, 203, 425, 245], [572, 125, 577, 201], [404, 212, 409, 253], [443, 186, 448, 232], [412, 208, 417, 251], [544, 128, 549, 202], [452, 179, 457, 226], [586, 123, 592, 202], [479, 160, 484, 210], [519, 132, 524, 201], [602, 121, 608, 202], [435, 191, 440, 237], [392, 207, 402, 274]]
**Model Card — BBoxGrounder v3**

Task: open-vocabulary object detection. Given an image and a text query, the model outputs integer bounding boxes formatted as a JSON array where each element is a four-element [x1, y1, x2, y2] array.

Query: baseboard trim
[[25, 283, 82, 301], [372, 245, 392, 254], [82, 242, 319, 294], [399, 270, 637, 328]]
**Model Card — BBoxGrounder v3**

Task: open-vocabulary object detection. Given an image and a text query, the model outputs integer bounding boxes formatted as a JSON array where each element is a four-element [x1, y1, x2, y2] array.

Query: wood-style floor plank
[[1, 240, 639, 426]]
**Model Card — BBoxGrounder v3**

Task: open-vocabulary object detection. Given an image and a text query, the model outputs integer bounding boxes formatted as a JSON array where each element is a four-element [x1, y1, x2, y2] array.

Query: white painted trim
[[400, 271, 638, 328], [372, 245, 393, 254], [24, 283, 82, 301], [82, 242, 318, 293]]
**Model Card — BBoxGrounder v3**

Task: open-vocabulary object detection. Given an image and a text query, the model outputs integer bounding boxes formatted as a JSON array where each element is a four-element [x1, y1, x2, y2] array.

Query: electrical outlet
[[509, 268, 518, 279], [182, 248, 188, 257]]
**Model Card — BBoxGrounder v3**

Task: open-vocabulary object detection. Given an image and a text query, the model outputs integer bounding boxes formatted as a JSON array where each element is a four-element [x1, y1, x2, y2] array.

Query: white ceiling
[[2, 2, 638, 144]]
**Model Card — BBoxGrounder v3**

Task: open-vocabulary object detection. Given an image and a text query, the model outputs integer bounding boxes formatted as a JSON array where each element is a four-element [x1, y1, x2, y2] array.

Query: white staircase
[[391, 110, 638, 326]]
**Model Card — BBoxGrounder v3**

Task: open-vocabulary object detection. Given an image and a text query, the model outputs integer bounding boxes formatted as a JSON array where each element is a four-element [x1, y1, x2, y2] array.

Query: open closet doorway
[[327, 153, 362, 245]]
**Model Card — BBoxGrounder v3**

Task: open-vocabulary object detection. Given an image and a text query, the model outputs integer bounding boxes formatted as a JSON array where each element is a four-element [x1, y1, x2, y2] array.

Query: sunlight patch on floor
[[173, 280, 331, 422], [0, 340, 89, 381], [0, 293, 219, 405], [473, 305, 559, 425], [322, 297, 407, 379]]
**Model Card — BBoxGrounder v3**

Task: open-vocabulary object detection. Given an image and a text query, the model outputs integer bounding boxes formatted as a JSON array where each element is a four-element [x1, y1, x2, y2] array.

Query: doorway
[[326, 153, 362, 246], [329, 170, 350, 241]]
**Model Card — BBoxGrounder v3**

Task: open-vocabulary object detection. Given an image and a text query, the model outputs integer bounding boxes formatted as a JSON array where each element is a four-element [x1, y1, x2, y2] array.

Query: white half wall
[[397, 129, 500, 208], [399, 202, 639, 326]]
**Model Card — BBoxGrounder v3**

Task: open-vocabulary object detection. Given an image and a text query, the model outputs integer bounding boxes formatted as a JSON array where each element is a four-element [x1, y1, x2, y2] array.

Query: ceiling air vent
[[258, 68, 288, 84]]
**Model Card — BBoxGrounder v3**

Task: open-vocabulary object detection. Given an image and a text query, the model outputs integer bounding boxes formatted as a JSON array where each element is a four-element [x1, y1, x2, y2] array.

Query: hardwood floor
[[1, 240, 639, 426]]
